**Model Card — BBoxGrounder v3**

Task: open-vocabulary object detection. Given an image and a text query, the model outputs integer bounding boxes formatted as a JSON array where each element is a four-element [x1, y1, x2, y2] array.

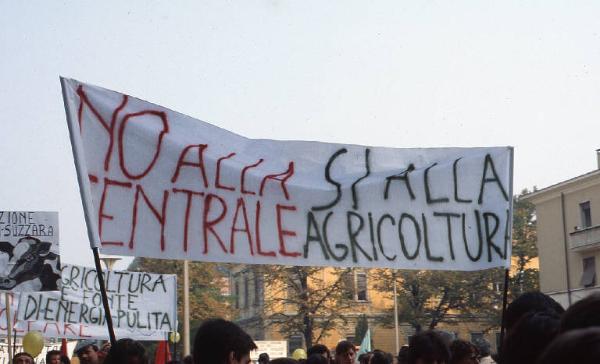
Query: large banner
[[0, 293, 167, 341], [62, 78, 513, 271], [0, 211, 60, 291], [16, 265, 177, 332]]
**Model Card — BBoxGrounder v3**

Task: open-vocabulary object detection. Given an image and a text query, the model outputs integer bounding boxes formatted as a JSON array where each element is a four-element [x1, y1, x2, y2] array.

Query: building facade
[[229, 265, 499, 354], [524, 151, 600, 307]]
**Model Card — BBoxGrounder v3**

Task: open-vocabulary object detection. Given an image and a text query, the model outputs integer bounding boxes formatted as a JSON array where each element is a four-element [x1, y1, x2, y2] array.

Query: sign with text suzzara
[[62, 78, 513, 271], [16, 264, 176, 331]]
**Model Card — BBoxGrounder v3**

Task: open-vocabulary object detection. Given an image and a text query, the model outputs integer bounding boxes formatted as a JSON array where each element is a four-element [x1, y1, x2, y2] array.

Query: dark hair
[[501, 310, 560, 364], [397, 345, 409, 364], [13, 352, 34, 362], [537, 327, 600, 364], [270, 359, 298, 364], [258, 352, 270, 363], [306, 354, 328, 364], [370, 350, 392, 364], [104, 338, 148, 364], [193, 318, 257, 364], [559, 293, 600, 333], [505, 292, 564, 332], [449, 340, 477, 364], [358, 353, 371, 364], [46, 350, 62, 362], [60, 355, 71, 364], [407, 330, 450, 364], [472, 337, 491, 357], [307, 344, 329, 358], [335, 341, 355, 356]]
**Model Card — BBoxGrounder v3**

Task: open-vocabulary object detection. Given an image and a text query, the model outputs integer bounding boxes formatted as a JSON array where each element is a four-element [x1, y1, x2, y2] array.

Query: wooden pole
[[183, 260, 190, 356], [6, 293, 13, 363], [393, 271, 400, 354], [61, 78, 117, 345], [499, 268, 510, 347]]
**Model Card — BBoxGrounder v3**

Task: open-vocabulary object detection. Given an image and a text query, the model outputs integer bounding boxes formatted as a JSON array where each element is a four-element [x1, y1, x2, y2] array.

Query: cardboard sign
[[62, 78, 513, 271], [0, 212, 60, 292], [16, 265, 177, 332]]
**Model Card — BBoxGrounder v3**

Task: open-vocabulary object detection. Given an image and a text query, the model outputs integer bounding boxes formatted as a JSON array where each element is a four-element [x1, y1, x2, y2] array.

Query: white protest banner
[[61, 78, 513, 271], [250, 341, 288, 361], [16, 265, 177, 332], [0, 211, 60, 291], [1, 293, 166, 340]]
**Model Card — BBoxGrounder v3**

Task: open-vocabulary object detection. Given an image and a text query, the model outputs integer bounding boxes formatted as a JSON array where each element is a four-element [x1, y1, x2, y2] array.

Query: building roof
[[523, 168, 600, 203]]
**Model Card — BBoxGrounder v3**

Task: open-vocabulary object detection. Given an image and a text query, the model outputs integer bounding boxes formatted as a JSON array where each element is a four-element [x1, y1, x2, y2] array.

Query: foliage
[[128, 258, 233, 325], [259, 265, 355, 348]]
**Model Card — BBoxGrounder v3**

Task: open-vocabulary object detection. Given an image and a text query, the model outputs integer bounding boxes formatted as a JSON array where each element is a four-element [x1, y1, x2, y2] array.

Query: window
[[580, 201, 592, 228], [581, 256, 596, 288], [234, 280, 240, 309], [243, 274, 249, 308], [343, 270, 369, 301], [254, 273, 261, 306], [288, 335, 303, 353], [356, 272, 368, 301]]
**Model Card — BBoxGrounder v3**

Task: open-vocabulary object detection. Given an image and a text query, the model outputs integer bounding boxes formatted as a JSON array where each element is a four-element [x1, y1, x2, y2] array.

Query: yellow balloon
[[292, 348, 307, 360], [22, 331, 44, 358]]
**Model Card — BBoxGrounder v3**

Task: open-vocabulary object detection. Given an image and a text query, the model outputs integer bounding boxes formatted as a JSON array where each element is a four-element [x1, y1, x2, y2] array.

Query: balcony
[[570, 225, 600, 252]]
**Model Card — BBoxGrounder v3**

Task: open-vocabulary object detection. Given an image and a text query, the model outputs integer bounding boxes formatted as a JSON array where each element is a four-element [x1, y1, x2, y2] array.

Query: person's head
[[103, 338, 147, 364], [193, 318, 257, 364], [270, 359, 298, 364], [449, 340, 478, 364], [334, 341, 355, 364], [397, 345, 409, 364], [471, 338, 491, 358], [307, 344, 330, 361], [505, 292, 564, 335], [501, 310, 560, 364], [13, 353, 34, 364], [537, 327, 600, 364], [369, 350, 392, 364], [306, 354, 329, 364], [560, 293, 600, 333], [407, 330, 450, 364], [358, 352, 371, 364], [46, 350, 62, 364], [76, 341, 100, 364], [61, 355, 71, 364], [258, 353, 270, 364]]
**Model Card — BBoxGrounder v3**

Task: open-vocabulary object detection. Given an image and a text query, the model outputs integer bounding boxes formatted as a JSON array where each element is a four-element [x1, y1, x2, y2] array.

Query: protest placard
[[62, 78, 513, 271], [16, 265, 177, 332], [0, 292, 167, 340], [0, 211, 60, 291]]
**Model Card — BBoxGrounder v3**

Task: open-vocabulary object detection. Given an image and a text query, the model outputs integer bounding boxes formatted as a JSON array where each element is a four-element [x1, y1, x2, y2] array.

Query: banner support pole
[[499, 268, 510, 347], [183, 260, 191, 356], [61, 78, 117, 346], [93, 248, 117, 346], [6, 293, 13, 363], [393, 271, 400, 354]]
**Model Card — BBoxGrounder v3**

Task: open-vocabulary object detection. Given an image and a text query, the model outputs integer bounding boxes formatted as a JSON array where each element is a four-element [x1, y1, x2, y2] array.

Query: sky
[[1, 1, 600, 269]]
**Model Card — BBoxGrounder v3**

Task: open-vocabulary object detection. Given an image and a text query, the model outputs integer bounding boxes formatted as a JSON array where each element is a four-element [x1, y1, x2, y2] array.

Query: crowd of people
[[9, 291, 600, 364]]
